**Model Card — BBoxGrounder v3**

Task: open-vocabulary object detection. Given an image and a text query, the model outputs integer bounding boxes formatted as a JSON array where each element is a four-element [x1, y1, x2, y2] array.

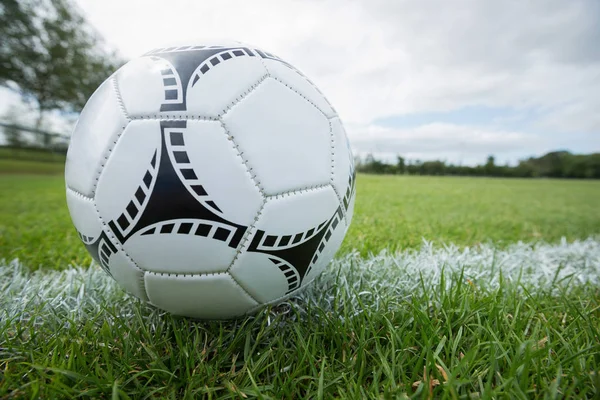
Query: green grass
[[1, 174, 599, 269], [2, 242, 599, 398], [0, 147, 66, 175], [0, 159, 66, 175], [0, 175, 88, 270], [1, 173, 599, 398], [343, 175, 600, 255], [0, 146, 67, 163]]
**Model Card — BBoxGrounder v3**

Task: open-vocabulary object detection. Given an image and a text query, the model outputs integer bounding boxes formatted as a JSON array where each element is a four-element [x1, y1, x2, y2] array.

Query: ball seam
[[224, 199, 265, 276], [328, 118, 348, 226], [129, 115, 219, 121], [112, 77, 131, 120], [245, 275, 318, 314], [259, 56, 334, 119], [218, 119, 266, 196], [92, 198, 150, 302], [143, 270, 260, 308], [66, 186, 94, 201], [91, 78, 130, 197], [218, 74, 269, 118], [267, 76, 330, 118], [225, 199, 267, 303], [265, 183, 332, 200]]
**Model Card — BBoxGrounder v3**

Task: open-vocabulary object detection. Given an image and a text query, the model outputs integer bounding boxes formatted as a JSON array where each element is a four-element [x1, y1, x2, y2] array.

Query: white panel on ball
[[185, 51, 267, 117], [230, 186, 342, 303], [223, 78, 331, 195], [108, 249, 148, 301], [123, 223, 238, 274], [65, 189, 101, 240], [229, 251, 291, 303], [262, 58, 336, 118], [174, 121, 264, 225], [144, 272, 258, 319], [256, 186, 339, 233], [115, 57, 173, 118], [95, 120, 161, 226], [65, 78, 128, 197]]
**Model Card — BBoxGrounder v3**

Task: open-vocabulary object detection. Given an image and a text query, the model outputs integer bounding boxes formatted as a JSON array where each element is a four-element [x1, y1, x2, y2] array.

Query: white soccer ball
[[65, 41, 356, 319]]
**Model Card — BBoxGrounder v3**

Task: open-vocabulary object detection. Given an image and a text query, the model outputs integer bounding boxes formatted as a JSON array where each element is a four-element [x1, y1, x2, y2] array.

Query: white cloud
[[7, 0, 597, 161], [76, 0, 599, 121], [347, 122, 546, 165]]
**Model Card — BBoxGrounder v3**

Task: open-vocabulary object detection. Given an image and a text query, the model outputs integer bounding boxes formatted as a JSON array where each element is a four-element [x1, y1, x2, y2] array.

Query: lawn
[[345, 174, 600, 255], [1, 174, 599, 269], [0, 159, 66, 175], [0, 147, 66, 175], [1, 173, 600, 398]]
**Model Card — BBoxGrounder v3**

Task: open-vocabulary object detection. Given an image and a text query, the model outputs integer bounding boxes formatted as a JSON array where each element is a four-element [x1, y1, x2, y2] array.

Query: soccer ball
[[65, 41, 356, 319]]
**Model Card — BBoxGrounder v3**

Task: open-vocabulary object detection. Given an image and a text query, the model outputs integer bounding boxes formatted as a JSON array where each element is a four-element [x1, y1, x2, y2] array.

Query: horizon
[[1, 0, 599, 166]]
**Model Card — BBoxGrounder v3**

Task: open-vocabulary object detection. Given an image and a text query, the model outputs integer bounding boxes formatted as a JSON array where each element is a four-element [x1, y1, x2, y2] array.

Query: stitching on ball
[[66, 186, 94, 201], [257, 54, 271, 80], [92, 78, 129, 196], [129, 115, 219, 121], [225, 198, 266, 274], [245, 275, 318, 314], [330, 183, 348, 227], [260, 55, 337, 118], [218, 73, 269, 118], [328, 118, 348, 226], [266, 183, 331, 200], [112, 77, 131, 121], [218, 119, 265, 196], [268, 75, 329, 118], [92, 124, 127, 196], [92, 199, 149, 302], [142, 270, 259, 306], [144, 270, 227, 278], [228, 272, 260, 305]]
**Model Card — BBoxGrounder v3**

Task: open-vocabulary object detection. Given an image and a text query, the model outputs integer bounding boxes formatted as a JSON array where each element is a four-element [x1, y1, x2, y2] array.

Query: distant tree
[[484, 155, 496, 176], [406, 159, 422, 175], [357, 153, 390, 174], [354, 151, 599, 179], [0, 0, 123, 129], [396, 156, 406, 175], [421, 160, 446, 175], [528, 151, 569, 178]]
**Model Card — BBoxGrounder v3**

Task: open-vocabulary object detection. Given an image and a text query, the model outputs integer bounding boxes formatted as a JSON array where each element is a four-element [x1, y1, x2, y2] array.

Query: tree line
[[356, 152, 600, 179]]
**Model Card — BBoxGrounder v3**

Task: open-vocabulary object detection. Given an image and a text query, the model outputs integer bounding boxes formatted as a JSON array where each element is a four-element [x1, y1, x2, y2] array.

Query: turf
[[0, 159, 66, 175], [1, 174, 599, 269], [344, 174, 600, 255], [1, 173, 599, 398], [2, 240, 599, 398], [0, 175, 88, 270], [0, 147, 67, 163]]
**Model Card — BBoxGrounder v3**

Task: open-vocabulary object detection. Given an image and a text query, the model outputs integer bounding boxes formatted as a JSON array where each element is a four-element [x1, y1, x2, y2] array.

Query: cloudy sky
[[5, 0, 600, 165]]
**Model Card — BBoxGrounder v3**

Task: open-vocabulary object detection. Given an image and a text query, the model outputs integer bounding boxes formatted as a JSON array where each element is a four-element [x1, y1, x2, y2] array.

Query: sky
[[3, 0, 600, 165]]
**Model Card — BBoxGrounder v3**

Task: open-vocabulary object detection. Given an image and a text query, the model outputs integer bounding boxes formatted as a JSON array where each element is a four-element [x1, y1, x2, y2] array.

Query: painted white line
[[1, 238, 599, 321]]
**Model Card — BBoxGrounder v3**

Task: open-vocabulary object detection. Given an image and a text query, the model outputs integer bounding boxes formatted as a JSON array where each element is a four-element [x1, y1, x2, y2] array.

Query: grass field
[[1, 174, 599, 269], [0, 147, 66, 175], [1, 173, 600, 398]]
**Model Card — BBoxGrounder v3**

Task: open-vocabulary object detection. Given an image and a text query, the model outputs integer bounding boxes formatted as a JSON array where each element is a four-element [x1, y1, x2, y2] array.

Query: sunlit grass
[[1, 174, 599, 269], [1, 173, 599, 398], [2, 240, 599, 398], [344, 174, 600, 255]]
